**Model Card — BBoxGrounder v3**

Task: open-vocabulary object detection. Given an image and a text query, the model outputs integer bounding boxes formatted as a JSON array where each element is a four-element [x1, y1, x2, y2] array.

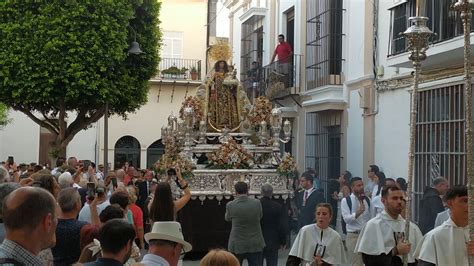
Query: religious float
[[154, 43, 296, 252]]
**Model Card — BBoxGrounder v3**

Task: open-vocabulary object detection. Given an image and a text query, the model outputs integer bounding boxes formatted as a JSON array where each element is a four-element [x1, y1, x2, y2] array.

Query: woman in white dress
[[287, 203, 347, 265]]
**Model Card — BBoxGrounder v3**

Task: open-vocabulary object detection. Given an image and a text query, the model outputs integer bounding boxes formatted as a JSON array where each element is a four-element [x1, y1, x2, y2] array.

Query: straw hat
[[145, 221, 192, 252]]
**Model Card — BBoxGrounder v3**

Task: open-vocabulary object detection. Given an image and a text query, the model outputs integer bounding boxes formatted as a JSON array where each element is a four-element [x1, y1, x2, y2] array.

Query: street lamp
[[128, 26, 144, 55], [453, 0, 474, 262], [402, 4, 433, 265], [103, 26, 143, 176]]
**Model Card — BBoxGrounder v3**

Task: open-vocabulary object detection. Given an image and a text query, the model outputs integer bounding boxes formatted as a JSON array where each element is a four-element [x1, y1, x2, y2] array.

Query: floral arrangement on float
[[179, 96, 203, 124], [207, 139, 254, 169], [155, 136, 194, 178], [248, 96, 272, 127], [277, 153, 297, 177]]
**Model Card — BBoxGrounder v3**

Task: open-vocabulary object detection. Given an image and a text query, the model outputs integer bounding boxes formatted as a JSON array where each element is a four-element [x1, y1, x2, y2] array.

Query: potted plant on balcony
[[161, 66, 188, 79], [190, 66, 199, 80]]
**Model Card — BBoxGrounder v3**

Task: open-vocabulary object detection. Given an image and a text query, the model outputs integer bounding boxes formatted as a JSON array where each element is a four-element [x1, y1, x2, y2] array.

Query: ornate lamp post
[[402, 3, 433, 265], [453, 1, 474, 262]]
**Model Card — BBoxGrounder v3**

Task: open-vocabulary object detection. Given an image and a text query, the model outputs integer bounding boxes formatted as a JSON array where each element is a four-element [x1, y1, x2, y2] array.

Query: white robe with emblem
[[355, 211, 422, 263], [414, 218, 468, 266], [289, 224, 347, 265]]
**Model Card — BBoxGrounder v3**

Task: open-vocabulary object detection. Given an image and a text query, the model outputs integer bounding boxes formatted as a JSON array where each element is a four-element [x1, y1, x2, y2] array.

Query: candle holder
[[258, 121, 269, 146], [270, 107, 292, 149], [402, 13, 433, 266], [453, 2, 474, 262]]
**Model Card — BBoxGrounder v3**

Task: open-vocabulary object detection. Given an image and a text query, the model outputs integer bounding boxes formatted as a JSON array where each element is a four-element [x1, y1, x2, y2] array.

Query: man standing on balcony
[[271, 34, 293, 83]]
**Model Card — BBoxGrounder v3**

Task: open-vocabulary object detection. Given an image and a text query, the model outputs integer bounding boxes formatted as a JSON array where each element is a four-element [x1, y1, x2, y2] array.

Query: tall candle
[[416, 0, 425, 17]]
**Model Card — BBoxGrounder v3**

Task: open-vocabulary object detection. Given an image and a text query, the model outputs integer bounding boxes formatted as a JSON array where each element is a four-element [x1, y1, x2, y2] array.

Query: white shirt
[[340, 193, 371, 232], [415, 218, 469, 266], [370, 195, 384, 218], [371, 184, 380, 199], [141, 254, 170, 266], [96, 171, 104, 181], [78, 200, 110, 223], [51, 167, 61, 176], [434, 209, 450, 228]]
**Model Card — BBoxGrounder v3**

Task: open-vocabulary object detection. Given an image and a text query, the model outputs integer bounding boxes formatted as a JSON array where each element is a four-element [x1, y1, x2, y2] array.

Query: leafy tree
[[0, 103, 10, 128], [0, 1, 161, 157]]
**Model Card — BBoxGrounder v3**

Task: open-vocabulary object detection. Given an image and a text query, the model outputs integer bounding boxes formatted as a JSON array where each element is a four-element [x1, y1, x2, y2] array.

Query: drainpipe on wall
[[363, 0, 380, 118], [359, 0, 379, 180]]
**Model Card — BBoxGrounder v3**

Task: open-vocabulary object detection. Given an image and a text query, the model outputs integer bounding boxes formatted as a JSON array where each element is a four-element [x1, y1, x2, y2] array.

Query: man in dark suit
[[295, 171, 324, 229], [225, 181, 265, 266], [135, 169, 152, 211], [259, 184, 287, 266]]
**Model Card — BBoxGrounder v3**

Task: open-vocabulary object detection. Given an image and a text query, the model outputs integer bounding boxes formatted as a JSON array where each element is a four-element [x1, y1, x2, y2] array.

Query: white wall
[[216, 1, 230, 37], [0, 110, 97, 164], [344, 0, 368, 82], [0, 111, 40, 164], [67, 122, 98, 162], [100, 84, 197, 168], [374, 88, 410, 179], [231, 14, 242, 72], [346, 89, 364, 177]]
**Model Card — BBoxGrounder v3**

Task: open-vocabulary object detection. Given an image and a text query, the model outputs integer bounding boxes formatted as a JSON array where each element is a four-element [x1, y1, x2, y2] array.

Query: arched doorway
[[147, 139, 165, 169], [114, 136, 141, 169]]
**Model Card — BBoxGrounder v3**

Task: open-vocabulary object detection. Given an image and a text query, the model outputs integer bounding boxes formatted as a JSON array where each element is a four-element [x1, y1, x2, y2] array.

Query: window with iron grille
[[388, 0, 474, 56], [413, 84, 468, 223], [306, 0, 344, 90], [240, 18, 264, 81], [305, 111, 343, 201]]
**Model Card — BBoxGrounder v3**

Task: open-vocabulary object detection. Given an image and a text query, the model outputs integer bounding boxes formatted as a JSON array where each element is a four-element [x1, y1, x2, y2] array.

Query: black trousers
[[262, 247, 278, 266], [235, 251, 263, 266]]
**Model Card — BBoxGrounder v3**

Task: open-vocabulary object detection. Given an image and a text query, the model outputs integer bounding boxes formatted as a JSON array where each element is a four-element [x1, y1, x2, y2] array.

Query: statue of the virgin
[[205, 60, 241, 131]]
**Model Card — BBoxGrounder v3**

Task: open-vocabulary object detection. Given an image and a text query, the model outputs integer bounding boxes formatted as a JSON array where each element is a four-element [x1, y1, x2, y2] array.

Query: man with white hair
[[52, 188, 95, 264], [58, 172, 74, 189], [419, 177, 449, 234], [259, 184, 287, 266]]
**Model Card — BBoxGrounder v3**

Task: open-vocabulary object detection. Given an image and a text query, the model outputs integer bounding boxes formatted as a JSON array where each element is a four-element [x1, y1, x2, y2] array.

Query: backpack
[[345, 195, 370, 213], [341, 196, 371, 234]]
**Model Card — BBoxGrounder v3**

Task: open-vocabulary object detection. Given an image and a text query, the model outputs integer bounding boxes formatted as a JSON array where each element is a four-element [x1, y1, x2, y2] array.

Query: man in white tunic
[[415, 185, 474, 266], [355, 184, 421, 266]]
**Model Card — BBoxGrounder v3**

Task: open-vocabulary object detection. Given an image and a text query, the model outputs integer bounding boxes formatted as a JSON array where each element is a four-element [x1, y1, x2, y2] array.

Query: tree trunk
[[48, 137, 66, 167]]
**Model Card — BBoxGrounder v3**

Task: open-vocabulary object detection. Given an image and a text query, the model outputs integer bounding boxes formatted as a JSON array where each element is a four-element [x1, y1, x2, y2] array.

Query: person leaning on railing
[[148, 167, 191, 222]]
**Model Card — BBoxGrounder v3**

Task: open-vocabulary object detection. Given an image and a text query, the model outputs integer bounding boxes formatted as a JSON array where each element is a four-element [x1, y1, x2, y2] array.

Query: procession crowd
[[0, 157, 471, 266]]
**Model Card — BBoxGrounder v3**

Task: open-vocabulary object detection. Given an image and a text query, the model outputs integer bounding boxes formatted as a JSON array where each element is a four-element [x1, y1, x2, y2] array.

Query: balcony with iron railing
[[240, 55, 302, 105], [387, 0, 474, 69], [154, 58, 202, 81]]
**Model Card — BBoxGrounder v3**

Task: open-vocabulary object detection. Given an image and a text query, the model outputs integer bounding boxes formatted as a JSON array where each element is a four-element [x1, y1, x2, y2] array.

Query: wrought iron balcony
[[155, 58, 202, 81], [241, 55, 302, 103], [389, 0, 474, 57]]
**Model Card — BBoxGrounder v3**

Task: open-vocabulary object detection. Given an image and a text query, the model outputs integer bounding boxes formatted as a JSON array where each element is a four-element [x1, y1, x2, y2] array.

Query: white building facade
[[226, 0, 470, 220]]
